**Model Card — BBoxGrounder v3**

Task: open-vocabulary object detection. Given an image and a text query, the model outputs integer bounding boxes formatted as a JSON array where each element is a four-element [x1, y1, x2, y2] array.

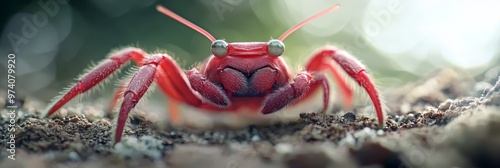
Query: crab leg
[[306, 46, 385, 126], [42, 48, 147, 117], [306, 50, 354, 109], [108, 57, 221, 111], [114, 54, 222, 142], [261, 72, 329, 114], [187, 69, 230, 106], [114, 55, 160, 143]]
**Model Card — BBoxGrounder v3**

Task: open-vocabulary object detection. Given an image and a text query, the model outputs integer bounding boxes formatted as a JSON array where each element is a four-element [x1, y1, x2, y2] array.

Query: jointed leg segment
[[306, 47, 385, 126], [42, 48, 146, 117], [261, 46, 384, 128], [187, 69, 229, 106], [114, 56, 160, 142], [261, 72, 330, 114]]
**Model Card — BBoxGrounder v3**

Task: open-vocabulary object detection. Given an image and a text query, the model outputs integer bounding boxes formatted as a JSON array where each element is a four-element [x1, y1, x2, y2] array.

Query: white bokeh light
[[435, 1, 500, 68], [267, 0, 500, 74], [363, 0, 500, 69]]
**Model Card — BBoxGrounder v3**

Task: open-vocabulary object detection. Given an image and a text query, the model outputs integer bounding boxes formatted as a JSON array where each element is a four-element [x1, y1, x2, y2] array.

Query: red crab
[[42, 4, 384, 143]]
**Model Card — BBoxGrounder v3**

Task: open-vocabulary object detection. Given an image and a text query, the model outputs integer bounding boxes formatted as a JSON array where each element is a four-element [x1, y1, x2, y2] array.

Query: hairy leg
[[114, 54, 221, 143], [42, 47, 146, 117], [261, 72, 329, 114], [306, 46, 385, 126]]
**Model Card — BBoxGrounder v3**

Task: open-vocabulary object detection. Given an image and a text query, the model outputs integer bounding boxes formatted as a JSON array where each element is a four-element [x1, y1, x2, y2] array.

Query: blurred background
[[1, 0, 499, 103]]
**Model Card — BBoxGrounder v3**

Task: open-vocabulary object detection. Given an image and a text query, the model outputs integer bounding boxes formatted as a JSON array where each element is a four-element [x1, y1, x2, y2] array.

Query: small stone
[[438, 99, 453, 111], [339, 134, 356, 146], [414, 113, 422, 119], [406, 114, 415, 121], [69, 116, 80, 122], [343, 112, 356, 122], [376, 130, 384, 136], [427, 119, 437, 126], [390, 125, 398, 131], [275, 143, 293, 154], [68, 151, 80, 161], [251, 135, 261, 142]]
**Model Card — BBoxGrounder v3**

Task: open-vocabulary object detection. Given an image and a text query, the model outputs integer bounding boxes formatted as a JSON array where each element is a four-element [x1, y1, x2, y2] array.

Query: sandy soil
[[1, 68, 500, 168]]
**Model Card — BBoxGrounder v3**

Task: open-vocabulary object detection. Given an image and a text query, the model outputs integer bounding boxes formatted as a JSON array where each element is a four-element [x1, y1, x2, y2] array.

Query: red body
[[198, 42, 292, 111]]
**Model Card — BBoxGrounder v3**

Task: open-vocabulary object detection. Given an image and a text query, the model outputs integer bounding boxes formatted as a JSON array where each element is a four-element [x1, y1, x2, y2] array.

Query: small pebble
[[251, 135, 261, 142], [437, 99, 453, 111], [407, 114, 415, 121], [390, 125, 398, 131], [376, 130, 384, 136], [275, 143, 293, 154], [68, 151, 80, 161], [343, 112, 357, 122]]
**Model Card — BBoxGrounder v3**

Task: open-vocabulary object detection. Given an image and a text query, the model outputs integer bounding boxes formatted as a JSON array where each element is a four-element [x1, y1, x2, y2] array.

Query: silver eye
[[267, 39, 285, 56], [211, 40, 228, 57]]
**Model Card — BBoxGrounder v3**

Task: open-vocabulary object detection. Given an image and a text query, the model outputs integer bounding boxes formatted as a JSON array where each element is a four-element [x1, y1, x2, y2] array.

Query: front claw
[[187, 69, 230, 107], [261, 84, 295, 114], [261, 72, 315, 114]]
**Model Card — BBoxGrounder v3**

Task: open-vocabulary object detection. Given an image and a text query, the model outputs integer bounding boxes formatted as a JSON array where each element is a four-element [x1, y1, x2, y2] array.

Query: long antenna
[[278, 4, 341, 41], [156, 5, 216, 42]]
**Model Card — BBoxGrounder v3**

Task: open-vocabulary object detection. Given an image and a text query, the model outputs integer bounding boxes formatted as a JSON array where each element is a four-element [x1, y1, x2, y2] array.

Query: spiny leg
[[306, 46, 385, 126], [109, 55, 224, 124], [249, 67, 280, 95], [114, 54, 221, 143], [187, 69, 229, 106], [108, 65, 190, 112], [114, 55, 161, 143], [153, 56, 228, 109], [108, 68, 193, 122], [261, 72, 329, 114], [306, 49, 353, 109], [42, 48, 146, 117]]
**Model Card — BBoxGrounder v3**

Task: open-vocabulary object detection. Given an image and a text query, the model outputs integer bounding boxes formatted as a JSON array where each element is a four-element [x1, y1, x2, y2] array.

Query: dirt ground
[[1, 68, 500, 168]]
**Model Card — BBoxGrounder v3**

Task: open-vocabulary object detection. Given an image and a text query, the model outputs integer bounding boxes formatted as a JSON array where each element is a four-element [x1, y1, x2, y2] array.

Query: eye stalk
[[211, 40, 228, 57], [267, 39, 285, 56]]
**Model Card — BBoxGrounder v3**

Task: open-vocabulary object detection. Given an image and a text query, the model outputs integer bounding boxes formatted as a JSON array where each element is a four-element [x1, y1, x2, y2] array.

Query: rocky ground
[[1, 68, 500, 168]]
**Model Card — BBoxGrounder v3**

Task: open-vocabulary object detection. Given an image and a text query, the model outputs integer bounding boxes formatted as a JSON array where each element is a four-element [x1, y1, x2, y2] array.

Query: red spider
[[42, 4, 384, 143]]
